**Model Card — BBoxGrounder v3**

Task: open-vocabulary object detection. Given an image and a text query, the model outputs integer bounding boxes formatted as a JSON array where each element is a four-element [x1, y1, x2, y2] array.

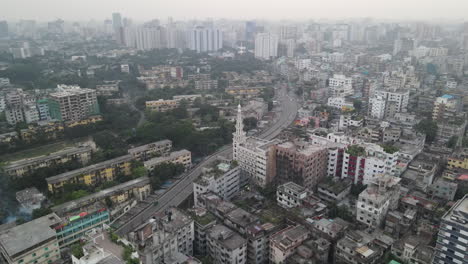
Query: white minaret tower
[[233, 104, 246, 160]]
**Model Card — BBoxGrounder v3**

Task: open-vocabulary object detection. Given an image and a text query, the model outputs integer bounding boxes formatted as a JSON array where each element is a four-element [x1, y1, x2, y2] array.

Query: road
[[115, 85, 299, 236]]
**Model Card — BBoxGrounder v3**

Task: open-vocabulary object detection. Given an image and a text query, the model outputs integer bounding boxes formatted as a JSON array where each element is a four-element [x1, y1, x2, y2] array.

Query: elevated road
[[115, 85, 299, 236]]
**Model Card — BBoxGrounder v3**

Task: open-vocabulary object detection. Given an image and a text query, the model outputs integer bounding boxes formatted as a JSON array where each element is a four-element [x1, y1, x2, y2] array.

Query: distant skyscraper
[[279, 25, 298, 41], [112, 13, 124, 44], [254, 33, 278, 60], [245, 21, 256, 41], [0, 21, 8, 38], [189, 27, 223, 53]]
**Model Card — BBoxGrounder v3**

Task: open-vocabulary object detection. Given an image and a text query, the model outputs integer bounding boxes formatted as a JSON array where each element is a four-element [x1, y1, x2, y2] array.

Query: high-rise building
[[0, 21, 8, 38], [189, 26, 223, 53], [132, 208, 195, 263], [356, 174, 401, 228], [233, 105, 278, 187], [245, 21, 256, 41], [433, 194, 468, 264], [48, 85, 99, 122], [328, 74, 354, 97], [275, 141, 328, 190], [254, 33, 279, 60], [112, 12, 124, 44], [279, 25, 298, 41], [0, 214, 62, 264], [135, 27, 165, 50]]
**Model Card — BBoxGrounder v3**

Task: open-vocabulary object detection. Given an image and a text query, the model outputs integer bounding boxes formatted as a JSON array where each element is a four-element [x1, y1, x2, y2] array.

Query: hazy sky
[[1, 0, 468, 22]]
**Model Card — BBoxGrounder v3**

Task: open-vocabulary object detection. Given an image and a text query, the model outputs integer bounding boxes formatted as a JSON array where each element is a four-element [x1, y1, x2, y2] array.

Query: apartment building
[[369, 88, 410, 119], [275, 141, 328, 190], [4, 145, 93, 178], [48, 85, 99, 122], [95, 82, 119, 96], [433, 194, 468, 264], [276, 182, 308, 208], [317, 178, 352, 203], [144, 149, 192, 171], [335, 230, 383, 264], [225, 86, 264, 97], [133, 208, 194, 264], [270, 225, 310, 263], [46, 154, 133, 193], [328, 74, 353, 97], [207, 224, 247, 264], [192, 209, 217, 256], [341, 143, 399, 185], [52, 177, 151, 220], [197, 193, 277, 264], [0, 214, 62, 264], [52, 202, 110, 247], [193, 160, 242, 207], [356, 174, 401, 228], [145, 99, 179, 112], [254, 33, 279, 60], [127, 139, 172, 161], [312, 218, 350, 241], [233, 105, 278, 187], [432, 94, 463, 121], [447, 149, 468, 169], [327, 97, 354, 110], [195, 80, 218, 90]]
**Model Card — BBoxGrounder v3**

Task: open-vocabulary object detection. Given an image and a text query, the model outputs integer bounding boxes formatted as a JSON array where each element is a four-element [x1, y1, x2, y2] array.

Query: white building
[[339, 115, 363, 130], [276, 182, 308, 208], [356, 174, 401, 228], [233, 105, 278, 187], [254, 33, 279, 60], [328, 74, 353, 97], [295, 58, 311, 70], [134, 208, 194, 264], [270, 225, 309, 264], [286, 39, 295, 58], [207, 224, 247, 264], [0, 78, 10, 87], [327, 97, 354, 110], [374, 89, 409, 115], [342, 143, 399, 185], [23, 103, 39, 124], [369, 96, 386, 119], [189, 27, 223, 53], [5, 106, 24, 125], [193, 160, 242, 207]]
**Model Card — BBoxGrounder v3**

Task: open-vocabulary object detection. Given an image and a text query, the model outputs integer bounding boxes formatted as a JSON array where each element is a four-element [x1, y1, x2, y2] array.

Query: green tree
[[353, 100, 363, 112], [447, 136, 458, 149], [71, 243, 84, 258], [414, 119, 438, 143], [243, 117, 258, 131], [32, 207, 52, 219]]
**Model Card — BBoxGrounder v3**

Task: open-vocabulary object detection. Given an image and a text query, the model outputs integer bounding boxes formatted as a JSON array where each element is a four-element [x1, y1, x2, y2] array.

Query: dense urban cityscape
[[0, 2, 468, 264]]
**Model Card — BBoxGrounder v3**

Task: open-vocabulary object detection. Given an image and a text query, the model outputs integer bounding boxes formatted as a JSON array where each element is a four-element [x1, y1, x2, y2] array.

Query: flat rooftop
[[4, 146, 92, 170], [144, 150, 190, 167], [279, 182, 307, 195], [52, 177, 150, 214], [127, 140, 172, 154], [0, 213, 61, 258], [208, 224, 246, 250], [443, 194, 468, 227], [46, 154, 133, 184]]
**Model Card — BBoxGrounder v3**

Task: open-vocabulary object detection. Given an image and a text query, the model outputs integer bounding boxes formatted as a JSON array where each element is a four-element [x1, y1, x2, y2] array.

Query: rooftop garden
[[192, 212, 217, 226], [381, 144, 399, 154], [346, 145, 366, 156]]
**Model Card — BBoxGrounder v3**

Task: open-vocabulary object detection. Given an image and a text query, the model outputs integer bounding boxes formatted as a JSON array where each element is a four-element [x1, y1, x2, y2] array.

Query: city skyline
[[2, 0, 468, 22]]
